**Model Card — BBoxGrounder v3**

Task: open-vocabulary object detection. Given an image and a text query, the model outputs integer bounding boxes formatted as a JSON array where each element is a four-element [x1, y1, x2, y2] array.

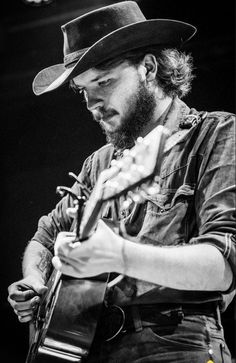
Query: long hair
[[96, 46, 195, 99]]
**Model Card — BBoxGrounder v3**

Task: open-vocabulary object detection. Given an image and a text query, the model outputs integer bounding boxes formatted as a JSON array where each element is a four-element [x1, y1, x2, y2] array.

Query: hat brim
[[33, 19, 196, 95]]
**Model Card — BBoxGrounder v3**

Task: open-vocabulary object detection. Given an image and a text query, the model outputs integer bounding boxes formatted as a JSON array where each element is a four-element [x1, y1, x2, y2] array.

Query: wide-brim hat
[[33, 1, 197, 96]]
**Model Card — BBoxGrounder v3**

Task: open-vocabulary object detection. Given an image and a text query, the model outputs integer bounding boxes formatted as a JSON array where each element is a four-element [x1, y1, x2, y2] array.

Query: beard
[[96, 80, 156, 150]]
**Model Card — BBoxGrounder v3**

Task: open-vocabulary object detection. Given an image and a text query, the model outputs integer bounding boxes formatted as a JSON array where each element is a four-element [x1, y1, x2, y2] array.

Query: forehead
[[72, 60, 133, 87]]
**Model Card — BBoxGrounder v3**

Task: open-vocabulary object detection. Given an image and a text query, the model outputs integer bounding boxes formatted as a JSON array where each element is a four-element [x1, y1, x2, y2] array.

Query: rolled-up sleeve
[[189, 113, 236, 288]]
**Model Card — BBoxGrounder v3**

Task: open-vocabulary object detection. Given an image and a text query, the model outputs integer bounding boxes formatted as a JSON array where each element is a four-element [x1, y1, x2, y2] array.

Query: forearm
[[122, 241, 233, 291], [22, 240, 53, 284]]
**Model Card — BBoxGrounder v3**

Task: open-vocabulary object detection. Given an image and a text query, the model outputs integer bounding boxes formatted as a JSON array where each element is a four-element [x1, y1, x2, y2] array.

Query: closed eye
[[98, 79, 111, 87]]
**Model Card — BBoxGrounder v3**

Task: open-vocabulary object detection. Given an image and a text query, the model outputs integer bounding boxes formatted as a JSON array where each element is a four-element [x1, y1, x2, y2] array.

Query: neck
[[141, 96, 173, 137]]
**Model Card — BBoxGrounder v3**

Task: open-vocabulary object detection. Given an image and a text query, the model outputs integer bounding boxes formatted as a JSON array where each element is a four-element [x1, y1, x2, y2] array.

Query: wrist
[[23, 268, 47, 284]]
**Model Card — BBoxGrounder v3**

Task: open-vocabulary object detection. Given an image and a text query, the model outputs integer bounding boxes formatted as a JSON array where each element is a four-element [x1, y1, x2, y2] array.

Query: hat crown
[[62, 1, 145, 58]]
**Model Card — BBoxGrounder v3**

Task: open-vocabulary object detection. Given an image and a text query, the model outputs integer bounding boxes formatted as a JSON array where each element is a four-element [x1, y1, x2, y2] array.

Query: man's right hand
[[7, 276, 48, 323]]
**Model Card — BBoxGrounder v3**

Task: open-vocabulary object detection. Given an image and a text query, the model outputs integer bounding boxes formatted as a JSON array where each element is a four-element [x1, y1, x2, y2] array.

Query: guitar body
[[26, 270, 108, 363]]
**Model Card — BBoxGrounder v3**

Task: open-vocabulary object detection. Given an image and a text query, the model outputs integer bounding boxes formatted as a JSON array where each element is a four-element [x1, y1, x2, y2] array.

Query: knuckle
[[18, 315, 27, 323], [11, 300, 18, 309], [14, 308, 20, 315], [7, 283, 13, 293], [17, 310, 25, 317]]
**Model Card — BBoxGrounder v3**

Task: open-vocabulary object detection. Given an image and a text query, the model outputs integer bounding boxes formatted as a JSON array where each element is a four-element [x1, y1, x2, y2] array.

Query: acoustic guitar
[[25, 125, 170, 363]]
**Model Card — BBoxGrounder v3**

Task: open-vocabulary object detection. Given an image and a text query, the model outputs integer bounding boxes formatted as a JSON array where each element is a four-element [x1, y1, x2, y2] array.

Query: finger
[[55, 236, 77, 246], [70, 241, 81, 248], [18, 314, 34, 323], [14, 307, 36, 317], [54, 232, 76, 247], [8, 289, 35, 302], [20, 296, 41, 311], [9, 295, 40, 311], [8, 281, 35, 298], [58, 231, 77, 237], [52, 255, 86, 277], [54, 236, 77, 255], [9, 288, 44, 302], [8, 280, 47, 301], [52, 256, 62, 270], [20, 281, 48, 296]]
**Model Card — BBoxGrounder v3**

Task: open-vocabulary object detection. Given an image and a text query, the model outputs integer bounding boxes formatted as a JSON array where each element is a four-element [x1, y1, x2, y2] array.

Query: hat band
[[64, 48, 89, 67]]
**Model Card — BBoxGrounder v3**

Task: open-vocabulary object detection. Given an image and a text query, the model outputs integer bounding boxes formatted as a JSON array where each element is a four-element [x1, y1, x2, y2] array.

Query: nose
[[85, 90, 104, 112]]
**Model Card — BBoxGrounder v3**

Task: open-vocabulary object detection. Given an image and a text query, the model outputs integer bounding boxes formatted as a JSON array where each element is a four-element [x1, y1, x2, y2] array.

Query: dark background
[[1, 0, 235, 362]]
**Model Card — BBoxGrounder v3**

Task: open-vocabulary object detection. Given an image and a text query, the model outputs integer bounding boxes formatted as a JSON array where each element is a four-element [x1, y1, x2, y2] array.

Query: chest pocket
[[137, 184, 195, 246]]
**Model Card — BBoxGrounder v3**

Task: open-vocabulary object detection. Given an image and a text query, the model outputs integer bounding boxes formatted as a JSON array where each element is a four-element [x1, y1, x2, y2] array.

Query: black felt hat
[[33, 1, 196, 96]]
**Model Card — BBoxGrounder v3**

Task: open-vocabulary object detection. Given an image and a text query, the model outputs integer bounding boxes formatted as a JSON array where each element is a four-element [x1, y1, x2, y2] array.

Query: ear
[[139, 54, 158, 82]]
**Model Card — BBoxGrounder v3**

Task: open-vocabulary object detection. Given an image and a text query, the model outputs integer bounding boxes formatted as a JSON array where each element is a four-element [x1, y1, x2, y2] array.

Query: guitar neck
[[79, 199, 104, 241]]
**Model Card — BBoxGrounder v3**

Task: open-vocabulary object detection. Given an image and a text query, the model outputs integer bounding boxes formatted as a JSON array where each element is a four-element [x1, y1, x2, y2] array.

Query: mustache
[[92, 108, 118, 123]]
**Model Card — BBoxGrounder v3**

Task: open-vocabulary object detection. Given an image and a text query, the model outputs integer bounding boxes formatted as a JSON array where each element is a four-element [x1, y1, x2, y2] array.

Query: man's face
[[72, 61, 156, 149]]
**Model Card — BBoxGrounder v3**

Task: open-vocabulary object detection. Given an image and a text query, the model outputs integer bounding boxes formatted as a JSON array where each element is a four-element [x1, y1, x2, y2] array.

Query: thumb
[[22, 284, 47, 300], [52, 256, 62, 271], [31, 281, 48, 296], [36, 285, 48, 295]]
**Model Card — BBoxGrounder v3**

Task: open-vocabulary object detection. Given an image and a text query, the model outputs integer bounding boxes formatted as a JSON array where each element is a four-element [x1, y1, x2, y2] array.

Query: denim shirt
[[31, 98, 236, 311]]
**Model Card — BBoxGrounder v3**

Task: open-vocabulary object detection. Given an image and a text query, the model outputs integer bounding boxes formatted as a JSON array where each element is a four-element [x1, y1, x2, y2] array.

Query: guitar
[[25, 125, 170, 363]]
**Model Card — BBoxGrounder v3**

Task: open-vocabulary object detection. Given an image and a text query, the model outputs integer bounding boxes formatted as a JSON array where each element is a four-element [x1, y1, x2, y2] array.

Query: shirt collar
[[162, 97, 190, 135]]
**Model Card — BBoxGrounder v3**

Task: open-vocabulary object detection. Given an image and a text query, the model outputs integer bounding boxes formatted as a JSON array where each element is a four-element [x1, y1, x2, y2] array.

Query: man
[[7, 1, 235, 362]]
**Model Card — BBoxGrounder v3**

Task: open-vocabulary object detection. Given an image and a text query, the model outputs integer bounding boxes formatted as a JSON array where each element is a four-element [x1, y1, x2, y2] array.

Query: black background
[[1, 0, 235, 362]]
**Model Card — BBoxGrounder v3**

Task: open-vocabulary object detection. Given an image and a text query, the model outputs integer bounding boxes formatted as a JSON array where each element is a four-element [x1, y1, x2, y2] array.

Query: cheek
[[108, 83, 138, 113]]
